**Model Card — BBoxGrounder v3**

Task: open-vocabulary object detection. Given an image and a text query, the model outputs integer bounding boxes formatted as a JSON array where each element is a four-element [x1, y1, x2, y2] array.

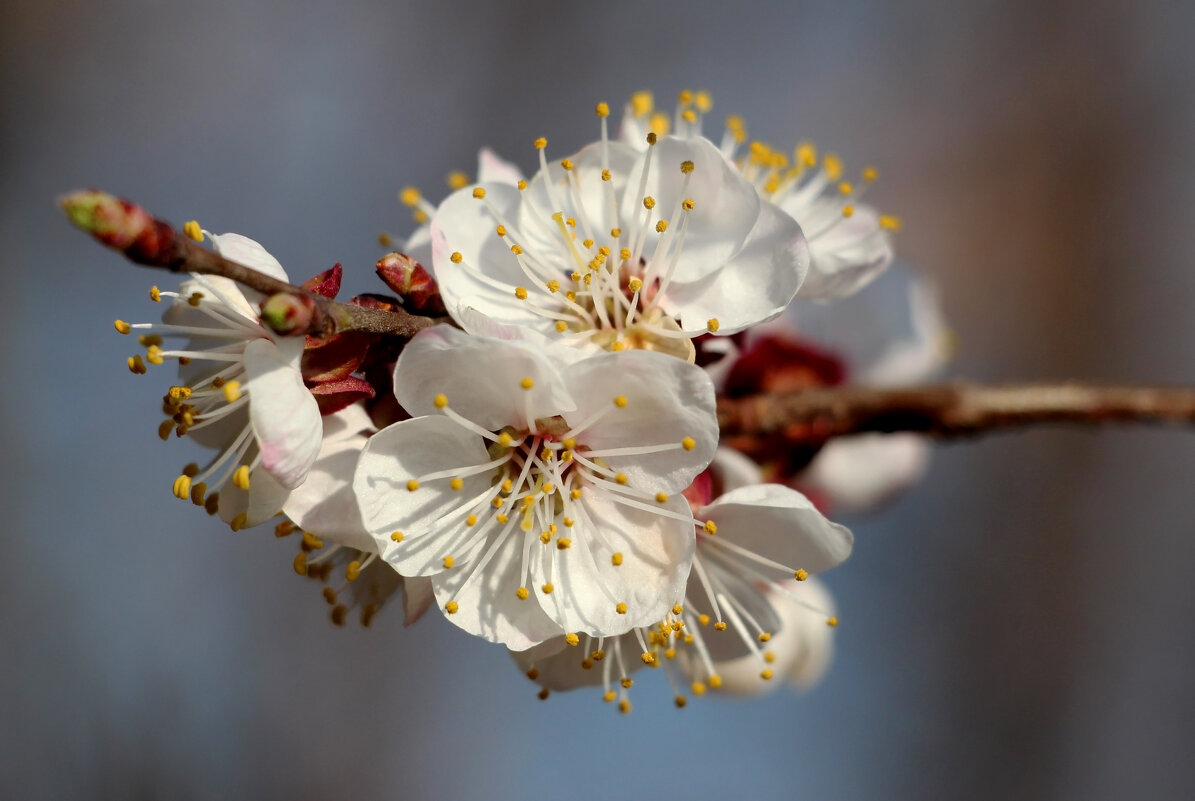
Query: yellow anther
[[525, 668, 539, 681], [517, 179, 527, 191], [640, 652, 655, 665], [274, 520, 296, 538], [695, 90, 713, 112], [465, 514, 478, 527], [555, 537, 573, 551], [378, 233, 394, 247], [764, 651, 776, 664], [760, 669, 774, 680], [570, 488, 582, 500], [139, 334, 163, 347], [533, 137, 548, 149], [539, 531, 551, 544], [450, 251, 463, 264], [758, 632, 772, 643], [863, 166, 879, 182], [144, 345, 164, 365], [443, 171, 469, 190], [827, 617, 839, 627], [611, 552, 623, 566], [390, 530, 404, 542], [682, 109, 697, 124], [433, 393, 449, 409], [345, 560, 362, 582], [406, 479, 420, 491], [582, 238, 594, 249], [172, 474, 192, 500], [795, 568, 809, 581], [497, 432, 514, 448], [168, 385, 192, 400], [510, 585, 529, 601], [183, 220, 204, 241], [204, 493, 220, 515], [413, 210, 428, 224], [601, 169, 611, 181], [796, 142, 817, 167], [682, 436, 697, 451], [630, 90, 653, 116], [680, 160, 695, 174], [610, 340, 624, 351], [449, 477, 464, 492], [603, 690, 616, 703], [561, 158, 574, 171], [544, 279, 560, 294], [189, 482, 207, 505], [541, 582, 554, 594], [842, 205, 855, 218], [445, 601, 459, 614], [624, 278, 643, 294], [706, 318, 720, 333], [292, 551, 309, 576], [616, 602, 628, 614], [714, 621, 727, 631], [703, 520, 717, 535], [613, 395, 628, 409], [823, 153, 843, 180], [442, 556, 455, 569], [149, 286, 161, 302], [664, 648, 677, 660], [471, 187, 486, 199], [678, 89, 693, 105], [560, 517, 574, 528], [520, 376, 534, 390], [114, 319, 131, 335], [322, 587, 337, 605], [222, 380, 241, 403], [619, 247, 631, 261], [643, 196, 656, 210], [682, 198, 695, 211], [156, 419, 173, 440], [880, 215, 903, 231], [619, 699, 632, 715], [673, 694, 688, 709], [564, 632, 579, 647], [399, 187, 421, 206], [232, 465, 251, 491], [614, 473, 628, 485], [655, 220, 669, 233], [562, 437, 576, 449], [555, 321, 569, 333], [493, 497, 505, 509], [301, 531, 324, 550], [672, 604, 684, 616], [838, 182, 854, 195], [496, 513, 509, 524], [494, 224, 508, 237], [593, 101, 611, 118]]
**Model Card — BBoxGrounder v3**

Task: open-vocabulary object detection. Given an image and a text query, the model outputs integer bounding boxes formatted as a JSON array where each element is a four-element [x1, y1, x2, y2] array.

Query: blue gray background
[[3, 1, 1194, 799]]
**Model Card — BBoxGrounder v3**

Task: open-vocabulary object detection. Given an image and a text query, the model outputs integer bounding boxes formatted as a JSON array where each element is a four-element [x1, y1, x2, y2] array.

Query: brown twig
[[60, 189, 445, 340], [718, 383, 1195, 441]]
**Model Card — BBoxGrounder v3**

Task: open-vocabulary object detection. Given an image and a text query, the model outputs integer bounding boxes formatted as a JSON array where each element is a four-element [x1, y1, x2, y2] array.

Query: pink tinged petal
[[537, 491, 695, 638], [208, 232, 290, 283], [393, 326, 574, 431], [620, 136, 761, 282], [401, 576, 436, 626], [659, 199, 808, 335], [797, 204, 893, 302], [321, 402, 374, 443], [801, 434, 931, 515], [562, 350, 718, 493], [282, 433, 374, 552], [476, 147, 525, 186], [242, 338, 322, 489], [431, 183, 551, 332], [701, 484, 854, 574], [432, 531, 566, 651], [354, 415, 494, 577]]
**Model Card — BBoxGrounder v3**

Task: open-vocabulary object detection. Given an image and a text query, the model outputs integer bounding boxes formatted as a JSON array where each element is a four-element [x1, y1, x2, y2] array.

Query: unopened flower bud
[[376, 252, 445, 315], [301, 263, 343, 299], [59, 189, 176, 263], [260, 292, 318, 336]]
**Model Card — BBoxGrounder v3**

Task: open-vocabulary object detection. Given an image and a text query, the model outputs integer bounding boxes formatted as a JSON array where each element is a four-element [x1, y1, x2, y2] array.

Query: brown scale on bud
[[376, 252, 446, 316]]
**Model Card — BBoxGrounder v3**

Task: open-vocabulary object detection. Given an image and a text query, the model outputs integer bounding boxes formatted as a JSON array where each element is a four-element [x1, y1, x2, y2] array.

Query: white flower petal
[[710, 447, 764, 494], [620, 136, 760, 282], [660, 199, 807, 334], [794, 203, 892, 302], [216, 464, 290, 528], [537, 491, 695, 637], [393, 326, 574, 430], [282, 431, 373, 552], [242, 338, 321, 489], [476, 147, 525, 185], [355, 414, 496, 577], [702, 484, 854, 575], [562, 350, 717, 493], [801, 434, 931, 515], [402, 576, 436, 626], [432, 531, 565, 650], [208, 233, 290, 283]]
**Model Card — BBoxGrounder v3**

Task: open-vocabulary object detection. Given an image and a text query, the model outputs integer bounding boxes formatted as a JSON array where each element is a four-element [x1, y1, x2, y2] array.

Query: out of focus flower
[[117, 231, 322, 529], [515, 448, 850, 711], [427, 103, 807, 360], [353, 325, 718, 650]]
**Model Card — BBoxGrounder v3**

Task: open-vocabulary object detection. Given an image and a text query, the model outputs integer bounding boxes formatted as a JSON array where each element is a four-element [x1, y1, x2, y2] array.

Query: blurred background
[[3, 1, 1194, 798]]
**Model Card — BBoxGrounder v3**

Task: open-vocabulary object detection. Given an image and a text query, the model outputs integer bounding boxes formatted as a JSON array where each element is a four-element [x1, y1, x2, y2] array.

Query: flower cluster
[[113, 90, 941, 710]]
